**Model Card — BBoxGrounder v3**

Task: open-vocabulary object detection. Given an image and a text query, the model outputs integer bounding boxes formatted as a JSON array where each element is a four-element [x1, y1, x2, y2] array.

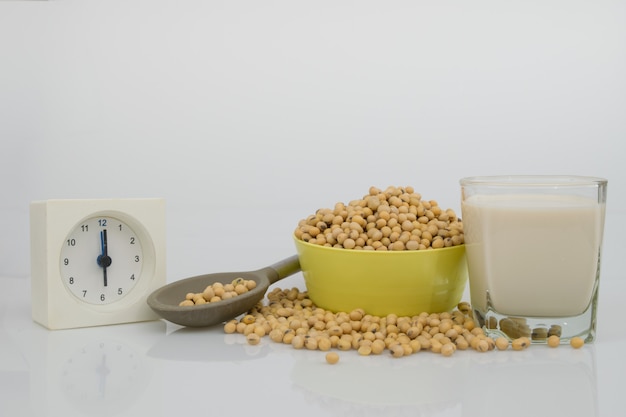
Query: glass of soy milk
[[460, 176, 607, 343]]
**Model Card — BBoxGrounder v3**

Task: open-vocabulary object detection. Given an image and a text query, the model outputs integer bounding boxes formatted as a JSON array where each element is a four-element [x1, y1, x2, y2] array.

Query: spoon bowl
[[147, 255, 300, 327]]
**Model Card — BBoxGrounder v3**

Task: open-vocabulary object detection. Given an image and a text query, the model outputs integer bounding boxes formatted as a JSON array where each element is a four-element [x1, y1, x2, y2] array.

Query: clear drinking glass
[[459, 176, 607, 343]]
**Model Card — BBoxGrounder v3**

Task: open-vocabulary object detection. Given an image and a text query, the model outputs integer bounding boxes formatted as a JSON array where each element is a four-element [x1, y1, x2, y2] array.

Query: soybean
[[495, 337, 510, 351], [570, 337, 585, 349], [325, 352, 340, 364], [547, 335, 560, 347], [512, 337, 531, 351]]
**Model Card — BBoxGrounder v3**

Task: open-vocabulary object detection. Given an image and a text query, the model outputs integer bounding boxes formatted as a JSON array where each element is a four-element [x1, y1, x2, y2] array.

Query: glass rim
[[460, 175, 607, 187]]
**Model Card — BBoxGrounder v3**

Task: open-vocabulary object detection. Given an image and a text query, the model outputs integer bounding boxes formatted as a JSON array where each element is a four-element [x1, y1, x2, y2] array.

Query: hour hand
[[97, 229, 112, 286]]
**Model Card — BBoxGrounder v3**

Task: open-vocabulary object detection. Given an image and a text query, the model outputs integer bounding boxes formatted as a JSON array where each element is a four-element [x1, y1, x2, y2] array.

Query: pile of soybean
[[179, 278, 257, 306], [224, 287, 584, 364], [294, 185, 464, 251]]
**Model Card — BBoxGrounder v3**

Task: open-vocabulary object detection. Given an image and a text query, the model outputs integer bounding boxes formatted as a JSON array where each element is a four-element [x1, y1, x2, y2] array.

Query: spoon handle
[[267, 255, 301, 284]]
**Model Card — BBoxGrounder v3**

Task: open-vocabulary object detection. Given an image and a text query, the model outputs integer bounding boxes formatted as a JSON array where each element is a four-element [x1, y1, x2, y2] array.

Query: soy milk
[[462, 194, 603, 317]]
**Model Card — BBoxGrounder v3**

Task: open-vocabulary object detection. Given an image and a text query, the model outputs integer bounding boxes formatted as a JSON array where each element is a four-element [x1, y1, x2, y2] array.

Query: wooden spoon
[[146, 255, 300, 327]]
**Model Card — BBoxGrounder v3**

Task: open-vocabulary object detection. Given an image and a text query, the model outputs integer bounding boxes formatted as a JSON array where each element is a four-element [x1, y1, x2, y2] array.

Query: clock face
[[59, 216, 144, 305]]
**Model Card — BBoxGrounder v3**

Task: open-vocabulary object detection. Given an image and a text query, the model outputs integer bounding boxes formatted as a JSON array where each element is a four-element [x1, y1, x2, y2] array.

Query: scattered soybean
[[231, 287, 588, 359], [570, 337, 585, 349], [325, 352, 340, 364]]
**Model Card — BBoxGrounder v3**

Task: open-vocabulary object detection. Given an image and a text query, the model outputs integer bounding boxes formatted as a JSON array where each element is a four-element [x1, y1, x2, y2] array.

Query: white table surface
[[1, 273, 624, 417]]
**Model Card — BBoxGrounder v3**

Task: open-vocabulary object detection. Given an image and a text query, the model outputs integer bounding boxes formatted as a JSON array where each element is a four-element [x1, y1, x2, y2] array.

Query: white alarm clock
[[30, 198, 166, 329]]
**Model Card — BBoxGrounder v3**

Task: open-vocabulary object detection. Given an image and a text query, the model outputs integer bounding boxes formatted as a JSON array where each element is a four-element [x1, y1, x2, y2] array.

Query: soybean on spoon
[[147, 255, 301, 327]]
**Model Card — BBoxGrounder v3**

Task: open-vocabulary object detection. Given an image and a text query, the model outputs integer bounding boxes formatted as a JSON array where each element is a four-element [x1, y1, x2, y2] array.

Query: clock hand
[[97, 229, 112, 287]]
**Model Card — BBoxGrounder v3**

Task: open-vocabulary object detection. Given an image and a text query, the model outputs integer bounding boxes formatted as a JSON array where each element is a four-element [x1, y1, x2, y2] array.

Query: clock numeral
[[67, 238, 76, 246], [81, 224, 88, 232], [134, 256, 140, 262], [118, 288, 123, 295], [98, 219, 107, 227], [64, 258, 69, 266], [100, 294, 106, 302], [130, 274, 135, 280], [130, 237, 135, 244], [69, 277, 74, 284], [82, 290, 87, 297], [118, 224, 123, 231]]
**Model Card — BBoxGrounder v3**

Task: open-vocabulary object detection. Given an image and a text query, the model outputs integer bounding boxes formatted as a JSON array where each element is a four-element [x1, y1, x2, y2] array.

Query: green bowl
[[294, 236, 468, 317]]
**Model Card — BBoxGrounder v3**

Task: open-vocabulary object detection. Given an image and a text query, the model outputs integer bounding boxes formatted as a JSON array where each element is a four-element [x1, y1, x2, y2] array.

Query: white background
[[1, 0, 625, 282]]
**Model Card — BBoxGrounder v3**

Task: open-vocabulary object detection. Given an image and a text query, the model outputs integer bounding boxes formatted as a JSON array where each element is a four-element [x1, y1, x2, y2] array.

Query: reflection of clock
[[30, 199, 166, 329], [61, 340, 147, 416]]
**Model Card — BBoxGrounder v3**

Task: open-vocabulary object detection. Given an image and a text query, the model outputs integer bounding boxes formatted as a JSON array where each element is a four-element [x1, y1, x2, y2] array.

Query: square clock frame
[[30, 198, 166, 330]]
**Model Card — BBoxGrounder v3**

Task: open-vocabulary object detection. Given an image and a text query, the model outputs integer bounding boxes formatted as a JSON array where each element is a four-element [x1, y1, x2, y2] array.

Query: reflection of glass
[[290, 351, 469, 416], [463, 346, 598, 417], [460, 176, 607, 342]]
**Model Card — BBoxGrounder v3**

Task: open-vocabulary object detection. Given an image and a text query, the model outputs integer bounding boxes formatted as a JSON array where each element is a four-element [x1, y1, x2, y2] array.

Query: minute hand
[[98, 229, 112, 287]]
